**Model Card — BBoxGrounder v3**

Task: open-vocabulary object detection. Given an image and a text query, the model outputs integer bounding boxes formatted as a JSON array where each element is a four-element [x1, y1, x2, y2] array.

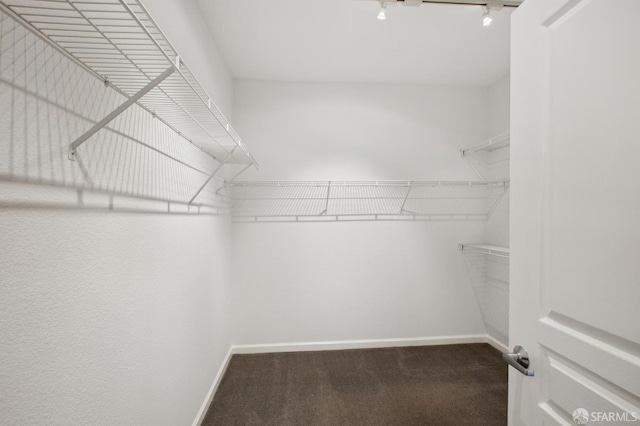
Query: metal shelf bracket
[[188, 147, 238, 205], [320, 181, 332, 215], [399, 181, 413, 214], [68, 66, 176, 161], [215, 163, 255, 196]]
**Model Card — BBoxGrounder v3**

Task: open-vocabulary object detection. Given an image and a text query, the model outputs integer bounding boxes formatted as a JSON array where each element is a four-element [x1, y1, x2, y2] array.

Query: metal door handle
[[502, 345, 535, 376]]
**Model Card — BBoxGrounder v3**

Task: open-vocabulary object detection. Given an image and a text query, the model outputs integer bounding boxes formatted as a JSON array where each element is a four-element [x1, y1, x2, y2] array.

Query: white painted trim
[[484, 334, 509, 352], [232, 334, 488, 354], [192, 346, 234, 426]]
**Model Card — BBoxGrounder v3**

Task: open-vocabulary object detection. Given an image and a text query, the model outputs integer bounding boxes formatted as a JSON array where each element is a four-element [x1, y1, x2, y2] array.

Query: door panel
[[510, 0, 640, 424], [543, 349, 638, 424], [540, 318, 640, 398], [545, 0, 640, 344]]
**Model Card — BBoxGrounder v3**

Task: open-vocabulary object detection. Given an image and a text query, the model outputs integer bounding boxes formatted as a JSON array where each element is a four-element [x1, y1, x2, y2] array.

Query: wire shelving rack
[[0, 0, 257, 204], [460, 132, 510, 180], [460, 243, 510, 346], [221, 180, 509, 222]]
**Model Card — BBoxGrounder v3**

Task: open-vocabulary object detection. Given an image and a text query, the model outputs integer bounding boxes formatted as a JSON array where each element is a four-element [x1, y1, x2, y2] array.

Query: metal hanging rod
[[0, 0, 258, 169]]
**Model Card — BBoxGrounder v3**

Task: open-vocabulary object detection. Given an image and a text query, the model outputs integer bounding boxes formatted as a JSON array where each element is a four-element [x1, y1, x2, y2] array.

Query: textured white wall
[[0, 213, 232, 426], [231, 81, 489, 346], [0, 0, 235, 424]]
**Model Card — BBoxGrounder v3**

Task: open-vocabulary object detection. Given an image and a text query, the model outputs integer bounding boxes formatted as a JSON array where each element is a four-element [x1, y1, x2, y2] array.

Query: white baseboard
[[232, 334, 489, 354], [484, 334, 509, 352], [192, 346, 233, 426]]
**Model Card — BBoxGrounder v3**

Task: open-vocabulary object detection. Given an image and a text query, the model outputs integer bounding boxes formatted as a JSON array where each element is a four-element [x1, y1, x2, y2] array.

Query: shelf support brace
[[400, 181, 413, 214], [215, 162, 253, 195], [320, 181, 331, 215], [189, 147, 238, 205], [68, 66, 176, 161]]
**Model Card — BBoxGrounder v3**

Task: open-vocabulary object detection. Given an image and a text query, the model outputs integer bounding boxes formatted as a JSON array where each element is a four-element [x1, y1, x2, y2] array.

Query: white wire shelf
[[0, 0, 257, 167], [221, 180, 509, 222], [461, 132, 510, 156], [460, 132, 510, 180], [460, 242, 510, 346], [459, 243, 510, 258]]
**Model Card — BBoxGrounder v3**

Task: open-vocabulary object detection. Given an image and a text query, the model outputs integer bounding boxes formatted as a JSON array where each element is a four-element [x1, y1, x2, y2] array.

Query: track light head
[[377, 1, 387, 20], [482, 6, 493, 26]]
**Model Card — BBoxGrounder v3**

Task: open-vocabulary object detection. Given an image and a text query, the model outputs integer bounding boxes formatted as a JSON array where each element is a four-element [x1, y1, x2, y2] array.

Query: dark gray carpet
[[203, 343, 507, 426]]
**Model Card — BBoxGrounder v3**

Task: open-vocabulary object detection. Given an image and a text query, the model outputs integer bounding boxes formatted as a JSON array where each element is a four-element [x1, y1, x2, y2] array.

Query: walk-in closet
[[2, 0, 639, 425]]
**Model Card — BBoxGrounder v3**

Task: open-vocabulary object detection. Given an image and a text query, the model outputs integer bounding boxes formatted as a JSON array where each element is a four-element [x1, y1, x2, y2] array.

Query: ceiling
[[196, 0, 516, 86]]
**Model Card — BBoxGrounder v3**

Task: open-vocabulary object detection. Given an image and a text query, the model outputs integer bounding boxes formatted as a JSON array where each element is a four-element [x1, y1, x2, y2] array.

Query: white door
[[509, 0, 640, 424]]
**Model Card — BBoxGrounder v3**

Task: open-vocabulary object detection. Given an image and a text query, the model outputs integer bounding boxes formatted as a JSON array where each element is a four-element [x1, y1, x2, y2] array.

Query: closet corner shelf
[[459, 243, 510, 258], [0, 0, 257, 170], [460, 132, 510, 157]]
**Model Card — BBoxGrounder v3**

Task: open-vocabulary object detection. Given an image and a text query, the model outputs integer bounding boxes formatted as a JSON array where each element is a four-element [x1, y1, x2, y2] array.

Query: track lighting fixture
[[482, 6, 493, 26], [377, 1, 387, 20]]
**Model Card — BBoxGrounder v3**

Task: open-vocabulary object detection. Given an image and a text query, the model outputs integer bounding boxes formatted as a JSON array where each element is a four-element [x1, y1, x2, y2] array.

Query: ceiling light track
[[374, 0, 518, 22], [397, 0, 521, 8]]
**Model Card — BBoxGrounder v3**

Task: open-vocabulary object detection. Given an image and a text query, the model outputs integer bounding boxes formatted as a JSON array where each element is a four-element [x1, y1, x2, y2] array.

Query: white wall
[[231, 81, 491, 347], [485, 74, 510, 247], [488, 74, 511, 137], [233, 221, 487, 346], [0, 1, 234, 424], [482, 74, 510, 346], [235, 82, 485, 181]]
